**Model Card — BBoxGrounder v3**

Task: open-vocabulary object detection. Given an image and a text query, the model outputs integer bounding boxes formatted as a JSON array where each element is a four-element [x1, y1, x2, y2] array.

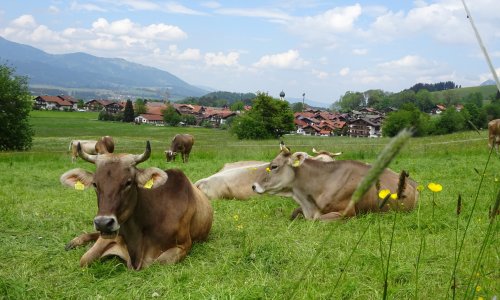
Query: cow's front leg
[[80, 237, 115, 267], [65, 232, 100, 250], [155, 244, 190, 264]]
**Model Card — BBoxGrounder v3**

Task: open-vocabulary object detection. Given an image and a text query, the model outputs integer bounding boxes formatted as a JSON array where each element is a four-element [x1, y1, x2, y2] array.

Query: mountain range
[[0, 36, 208, 100]]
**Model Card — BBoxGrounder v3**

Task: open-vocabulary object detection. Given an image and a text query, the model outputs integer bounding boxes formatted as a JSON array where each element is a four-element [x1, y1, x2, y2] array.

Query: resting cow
[[252, 146, 418, 221], [195, 147, 340, 201], [165, 134, 194, 163], [488, 119, 500, 153], [61, 141, 213, 270], [68, 136, 114, 162]]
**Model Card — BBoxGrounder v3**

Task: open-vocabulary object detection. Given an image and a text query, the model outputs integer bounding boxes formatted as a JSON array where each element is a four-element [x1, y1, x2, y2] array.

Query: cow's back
[[172, 134, 194, 153]]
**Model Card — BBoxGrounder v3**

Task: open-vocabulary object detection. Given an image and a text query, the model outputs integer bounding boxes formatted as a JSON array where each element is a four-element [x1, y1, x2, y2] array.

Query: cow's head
[[252, 145, 308, 194], [60, 141, 168, 238], [165, 150, 177, 162]]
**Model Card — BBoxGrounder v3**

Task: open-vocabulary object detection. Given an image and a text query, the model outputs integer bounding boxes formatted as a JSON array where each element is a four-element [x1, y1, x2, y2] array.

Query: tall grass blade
[[462, 188, 500, 299], [446, 145, 494, 299]]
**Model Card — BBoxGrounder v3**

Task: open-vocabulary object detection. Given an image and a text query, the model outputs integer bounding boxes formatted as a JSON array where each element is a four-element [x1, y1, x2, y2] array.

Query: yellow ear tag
[[144, 178, 154, 189], [292, 159, 300, 167], [74, 181, 85, 191]]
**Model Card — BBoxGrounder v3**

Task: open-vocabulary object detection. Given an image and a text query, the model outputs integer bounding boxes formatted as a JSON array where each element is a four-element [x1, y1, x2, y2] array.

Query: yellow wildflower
[[417, 184, 424, 192], [476, 285, 481, 292], [390, 193, 398, 200], [427, 183, 443, 192], [233, 214, 239, 221]]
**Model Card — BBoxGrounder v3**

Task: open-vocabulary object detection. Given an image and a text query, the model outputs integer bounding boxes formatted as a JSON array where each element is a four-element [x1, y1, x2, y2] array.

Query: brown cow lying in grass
[[252, 146, 419, 221], [61, 141, 213, 270]]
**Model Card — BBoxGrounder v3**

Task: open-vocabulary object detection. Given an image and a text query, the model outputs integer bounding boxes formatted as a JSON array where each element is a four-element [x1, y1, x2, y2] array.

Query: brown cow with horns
[[252, 144, 419, 221], [61, 141, 213, 270]]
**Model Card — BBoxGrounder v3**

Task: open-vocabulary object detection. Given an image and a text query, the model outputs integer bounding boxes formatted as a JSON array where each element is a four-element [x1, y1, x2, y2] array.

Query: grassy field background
[[0, 111, 498, 299]]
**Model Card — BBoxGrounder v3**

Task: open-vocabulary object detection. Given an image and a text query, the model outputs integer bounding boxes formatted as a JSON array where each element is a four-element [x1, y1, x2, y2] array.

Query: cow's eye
[[124, 179, 133, 187], [270, 165, 278, 170]]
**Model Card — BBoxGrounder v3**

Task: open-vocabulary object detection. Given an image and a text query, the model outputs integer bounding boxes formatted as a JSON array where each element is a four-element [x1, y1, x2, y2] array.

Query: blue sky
[[1, 1, 499, 105]]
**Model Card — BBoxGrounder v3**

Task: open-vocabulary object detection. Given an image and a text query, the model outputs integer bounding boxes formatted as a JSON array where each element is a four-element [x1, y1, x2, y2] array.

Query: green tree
[[464, 92, 483, 107], [0, 65, 34, 150], [134, 98, 147, 115], [415, 89, 435, 112], [433, 107, 466, 135], [337, 91, 364, 112], [163, 105, 181, 126], [230, 100, 245, 111], [181, 114, 196, 125], [230, 92, 294, 139], [123, 99, 135, 122], [382, 103, 431, 137], [291, 102, 304, 113], [390, 89, 416, 109], [77, 99, 85, 109]]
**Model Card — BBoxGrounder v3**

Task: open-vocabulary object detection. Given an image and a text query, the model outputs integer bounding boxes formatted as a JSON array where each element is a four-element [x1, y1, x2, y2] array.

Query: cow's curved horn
[[133, 141, 151, 165], [280, 142, 290, 154], [312, 148, 319, 154], [78, 142, 97, 164]]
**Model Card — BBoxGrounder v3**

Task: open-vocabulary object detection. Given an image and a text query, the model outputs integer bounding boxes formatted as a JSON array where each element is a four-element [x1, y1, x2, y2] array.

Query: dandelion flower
[[427, 183, 443, 192], [417, 184, 424, 192], [476, 285, 481, 292], [390, 193, 398, 200], [233, 214, 239, 221]]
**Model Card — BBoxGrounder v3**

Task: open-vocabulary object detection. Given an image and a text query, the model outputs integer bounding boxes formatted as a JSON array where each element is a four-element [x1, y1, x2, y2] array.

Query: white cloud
[[70, 2, 106, 12], [353, 48, 368, 55], [11, 15, 36, 28], [215, 8, 291, 21], [205, 51, 240, 67], [201, 1, 221, 9], [48, 6, 60, 14], [339, 67, 350, 76], [253, 50, 308, 69], [378, 55, 426, 69], [298, 4, 362, 33], [312, 69, 328, 79]]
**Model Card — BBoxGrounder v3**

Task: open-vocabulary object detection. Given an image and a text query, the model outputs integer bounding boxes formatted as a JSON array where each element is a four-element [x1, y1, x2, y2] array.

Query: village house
[[84, 99, 125, 113], [34, 95, 76, 110]]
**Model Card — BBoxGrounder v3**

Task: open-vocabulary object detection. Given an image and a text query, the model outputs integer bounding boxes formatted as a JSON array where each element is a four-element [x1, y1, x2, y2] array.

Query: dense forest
[[409, 81, 459, 93], [178, 91, 256, 108]]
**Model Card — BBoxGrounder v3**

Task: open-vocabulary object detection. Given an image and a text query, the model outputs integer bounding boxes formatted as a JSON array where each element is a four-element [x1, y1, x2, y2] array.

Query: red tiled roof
[[37, 95, 72, 106], [139, 114, 164, 121]]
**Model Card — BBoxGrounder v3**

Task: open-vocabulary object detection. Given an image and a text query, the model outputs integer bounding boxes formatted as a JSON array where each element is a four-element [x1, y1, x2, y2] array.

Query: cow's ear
[[60, 168, 94, 190], [289, 152, 308, 168], [136, 167, 168, 189]]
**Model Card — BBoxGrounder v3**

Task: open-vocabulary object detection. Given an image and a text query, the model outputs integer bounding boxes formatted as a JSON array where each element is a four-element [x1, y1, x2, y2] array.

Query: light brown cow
[[61, 141, 213, 270], [195, 146, 340, 201], [252, 147, 419, 221], [488, 119, 500, 153], [68, 136, 114, 162], [195, 161, 272, 200], [165, 134, 194, 163]]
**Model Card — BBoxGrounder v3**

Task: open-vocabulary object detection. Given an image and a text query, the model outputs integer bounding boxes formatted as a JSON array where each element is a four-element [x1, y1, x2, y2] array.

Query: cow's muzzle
[[94, 215, 120, 239], [252, 183, 265, 194]]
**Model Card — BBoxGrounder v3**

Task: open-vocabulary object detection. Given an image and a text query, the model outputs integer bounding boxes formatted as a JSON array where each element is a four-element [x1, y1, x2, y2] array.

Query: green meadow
[[0, 111, 498, 299]]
